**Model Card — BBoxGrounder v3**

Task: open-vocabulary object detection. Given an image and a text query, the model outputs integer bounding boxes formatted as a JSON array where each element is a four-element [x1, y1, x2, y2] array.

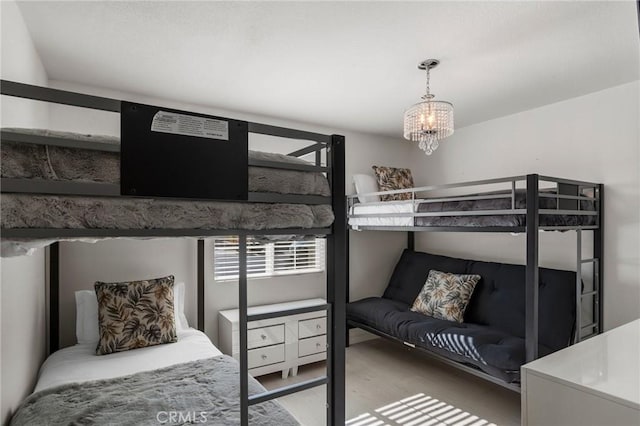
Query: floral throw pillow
[[371, 166, 414, 201], [95, 275, 177, 355], [411, 270, 481, 323]]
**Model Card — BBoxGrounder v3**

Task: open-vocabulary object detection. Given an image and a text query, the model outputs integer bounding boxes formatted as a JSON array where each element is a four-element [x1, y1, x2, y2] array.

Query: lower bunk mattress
[[349, 189, 596, 228], [10, 329, 299, 425]]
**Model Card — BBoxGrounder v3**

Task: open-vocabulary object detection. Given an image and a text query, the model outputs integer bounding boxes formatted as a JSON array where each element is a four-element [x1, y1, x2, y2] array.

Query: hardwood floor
[[258, 338, 521, 426]]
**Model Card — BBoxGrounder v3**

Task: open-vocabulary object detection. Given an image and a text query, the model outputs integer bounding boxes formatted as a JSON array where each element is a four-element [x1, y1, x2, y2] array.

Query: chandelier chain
[[425, 66, 431, 98]]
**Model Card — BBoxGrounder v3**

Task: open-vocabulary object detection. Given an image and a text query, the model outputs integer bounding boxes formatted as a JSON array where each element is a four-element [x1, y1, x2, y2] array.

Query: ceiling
[[15, 1, 640, 138]]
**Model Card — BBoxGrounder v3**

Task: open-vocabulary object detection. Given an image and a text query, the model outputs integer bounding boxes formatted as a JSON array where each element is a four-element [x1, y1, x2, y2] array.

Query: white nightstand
[[218, 298, 328, 379]]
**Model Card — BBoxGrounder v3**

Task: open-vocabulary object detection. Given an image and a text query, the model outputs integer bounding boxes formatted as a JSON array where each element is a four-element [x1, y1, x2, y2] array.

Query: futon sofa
[[347, 250, 577, 384]]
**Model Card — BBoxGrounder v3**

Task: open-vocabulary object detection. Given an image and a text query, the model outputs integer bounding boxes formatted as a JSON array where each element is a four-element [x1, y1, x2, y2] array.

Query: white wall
[[0, 1, 48, 126], [410, 81, 640, 330], [58, 239, 196, 347], [0, 1, 49, 423], [48, 79, 413, 346], [0, 252, 46, 424]]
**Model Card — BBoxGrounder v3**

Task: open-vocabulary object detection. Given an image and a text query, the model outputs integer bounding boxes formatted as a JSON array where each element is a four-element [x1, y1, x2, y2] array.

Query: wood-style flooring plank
[[258, 338, 520, 426]]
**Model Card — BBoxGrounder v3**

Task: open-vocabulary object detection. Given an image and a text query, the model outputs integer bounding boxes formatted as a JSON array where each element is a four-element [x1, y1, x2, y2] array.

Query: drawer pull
[[299, 317, 327, 339], [247, 325, 284, 349], [261, 354, 267, 360]]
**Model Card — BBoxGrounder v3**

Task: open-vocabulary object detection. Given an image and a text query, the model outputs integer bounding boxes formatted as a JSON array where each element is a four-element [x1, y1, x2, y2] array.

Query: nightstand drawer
[[248, 344, 285, 368], [247, 324, 285, 349], [299, 335, 326, 357], [299, 317, 327, 339]]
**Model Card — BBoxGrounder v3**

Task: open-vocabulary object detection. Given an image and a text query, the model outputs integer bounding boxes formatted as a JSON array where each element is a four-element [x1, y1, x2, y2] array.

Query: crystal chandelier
[[403, 59, 454, 155]]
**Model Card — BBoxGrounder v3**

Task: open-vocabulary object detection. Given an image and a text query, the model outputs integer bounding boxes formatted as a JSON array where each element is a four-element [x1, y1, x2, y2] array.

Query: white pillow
[[75, 281, 189, 345], [75, 290, 100, 345], [353, 174, 381, 203], [173, 281, 189, 331]]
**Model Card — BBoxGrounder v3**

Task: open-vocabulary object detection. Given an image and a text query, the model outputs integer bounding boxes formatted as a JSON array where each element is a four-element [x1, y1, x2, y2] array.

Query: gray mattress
[[10, 355, 299, 426], [415, 189, 596, 227]]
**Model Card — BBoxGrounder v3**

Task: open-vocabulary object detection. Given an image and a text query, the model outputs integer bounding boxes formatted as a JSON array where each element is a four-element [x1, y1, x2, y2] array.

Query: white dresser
[[522, 319, 640, 426], [218, 298, 327, 379]]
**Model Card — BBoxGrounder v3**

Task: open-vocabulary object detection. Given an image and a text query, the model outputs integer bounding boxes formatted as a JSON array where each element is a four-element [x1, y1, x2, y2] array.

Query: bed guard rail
[[1, 79, 332, 202], [347, 174, 601, 231]]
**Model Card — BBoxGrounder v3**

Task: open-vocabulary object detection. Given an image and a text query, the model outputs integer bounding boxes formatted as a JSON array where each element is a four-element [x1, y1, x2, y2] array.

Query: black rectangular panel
[[121, 102, 248, 200]]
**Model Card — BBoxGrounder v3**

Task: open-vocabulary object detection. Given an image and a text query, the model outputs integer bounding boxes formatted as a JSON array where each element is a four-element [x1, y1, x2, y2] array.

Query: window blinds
[[213, 237, 325, 281]]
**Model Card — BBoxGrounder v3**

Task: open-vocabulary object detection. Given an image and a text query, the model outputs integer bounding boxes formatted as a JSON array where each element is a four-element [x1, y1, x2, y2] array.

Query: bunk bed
[[0, 80, 347, 425], [346, 174, 603, 391]]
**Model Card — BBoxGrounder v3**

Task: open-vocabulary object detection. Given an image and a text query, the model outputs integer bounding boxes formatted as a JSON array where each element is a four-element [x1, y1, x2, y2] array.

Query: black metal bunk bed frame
[[346, 174, 603, 392], [0, 80, 347, 425]]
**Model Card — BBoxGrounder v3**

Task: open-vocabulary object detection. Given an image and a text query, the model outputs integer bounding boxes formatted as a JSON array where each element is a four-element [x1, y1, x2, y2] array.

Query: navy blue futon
[[347, 250, 577, 383]]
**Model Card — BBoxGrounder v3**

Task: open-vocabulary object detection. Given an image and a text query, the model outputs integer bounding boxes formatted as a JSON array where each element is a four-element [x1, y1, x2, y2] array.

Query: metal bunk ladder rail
[[573, 182, 603, 344], [575, 236, 602, 342], [245, 305, 332, 406], [238, 133, 346, 425], [237, 235, 332, 426]]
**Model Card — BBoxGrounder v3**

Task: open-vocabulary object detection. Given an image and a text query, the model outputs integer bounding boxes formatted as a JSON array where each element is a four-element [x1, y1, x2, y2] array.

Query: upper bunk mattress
[[1, 128, 330, 197], [1, 128, 334, 257], [2, 194, 333, 231], [349, 200, 414, 227], [349, 189, 596, 228], [415, 189, 596, 227]]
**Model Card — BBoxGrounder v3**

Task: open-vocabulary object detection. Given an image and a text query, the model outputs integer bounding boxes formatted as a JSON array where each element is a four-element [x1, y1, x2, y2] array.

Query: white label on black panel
[[151, 111, 229, 140]]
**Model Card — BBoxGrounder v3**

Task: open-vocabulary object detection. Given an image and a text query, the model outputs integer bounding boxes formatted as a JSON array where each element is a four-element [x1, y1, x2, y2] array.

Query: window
[[213, 237, 325, 281]]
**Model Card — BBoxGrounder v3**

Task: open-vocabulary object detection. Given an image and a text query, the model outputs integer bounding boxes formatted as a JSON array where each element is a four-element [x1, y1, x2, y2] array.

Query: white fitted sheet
[[34, 328, 221, 393], [348, 200, 418, 227]]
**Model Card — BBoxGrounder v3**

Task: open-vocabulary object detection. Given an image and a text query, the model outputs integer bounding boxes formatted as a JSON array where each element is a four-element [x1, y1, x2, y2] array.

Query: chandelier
[[403, 59, 454, 155]]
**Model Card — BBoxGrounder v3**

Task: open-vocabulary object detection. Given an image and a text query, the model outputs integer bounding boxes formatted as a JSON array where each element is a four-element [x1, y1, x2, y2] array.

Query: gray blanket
[[1, 128, 330, 197], [10, 356, 300, 426], [2, 195, 334, 230], [0, 194, 334, 256], [416, 189, 596, 227], [1, 128, 334, 257]]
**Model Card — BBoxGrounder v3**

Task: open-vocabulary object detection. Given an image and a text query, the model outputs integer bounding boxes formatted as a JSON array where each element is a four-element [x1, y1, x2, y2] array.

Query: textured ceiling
[[16, 1, 640, 137]]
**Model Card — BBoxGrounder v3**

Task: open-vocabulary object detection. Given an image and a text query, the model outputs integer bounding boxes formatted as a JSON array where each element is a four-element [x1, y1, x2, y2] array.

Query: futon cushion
[[347, 297, 410, 335], [95, 275, 177, 355], [383, 250, 577, 352], [371, 166, 414, 201], [411, 270, 481, 323], [464, 259, 576, 351], [348, 297, 554, 382], [403, 313, 553, 380], [383, 250, 469, 306]]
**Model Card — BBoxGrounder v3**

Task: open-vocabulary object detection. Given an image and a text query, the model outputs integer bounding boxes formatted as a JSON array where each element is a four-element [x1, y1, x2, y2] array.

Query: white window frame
[[213, 237, 325, 282]]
